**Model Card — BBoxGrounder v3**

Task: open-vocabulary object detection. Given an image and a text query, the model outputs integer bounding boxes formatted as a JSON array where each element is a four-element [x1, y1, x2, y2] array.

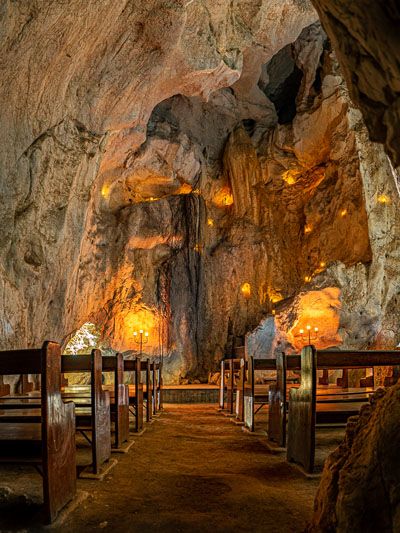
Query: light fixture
[[299, 324, 318, 345]]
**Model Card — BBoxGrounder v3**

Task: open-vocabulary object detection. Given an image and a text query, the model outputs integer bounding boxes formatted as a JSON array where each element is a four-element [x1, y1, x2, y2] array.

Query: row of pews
[[219, 346, 399, 473], [0, 341, 163, 523]]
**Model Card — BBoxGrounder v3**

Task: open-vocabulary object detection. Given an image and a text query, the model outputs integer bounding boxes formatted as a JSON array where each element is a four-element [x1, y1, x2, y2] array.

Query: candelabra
[[133, 329, 149, 355], [299, 324, 319, 346]]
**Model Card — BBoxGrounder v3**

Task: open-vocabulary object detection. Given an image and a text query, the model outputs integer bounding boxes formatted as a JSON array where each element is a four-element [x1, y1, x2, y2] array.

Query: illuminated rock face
[[0, 3, 399, 383]]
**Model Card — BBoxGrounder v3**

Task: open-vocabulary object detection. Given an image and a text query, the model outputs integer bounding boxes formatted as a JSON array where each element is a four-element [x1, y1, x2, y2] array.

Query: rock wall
[[1, 2, 399, 384], [308, 385, 400, 532], [310, 0, 400, 167]]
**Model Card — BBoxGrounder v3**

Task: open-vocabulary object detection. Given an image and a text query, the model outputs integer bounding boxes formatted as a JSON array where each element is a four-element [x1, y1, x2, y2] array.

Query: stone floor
[[0, 405, 334, 532]]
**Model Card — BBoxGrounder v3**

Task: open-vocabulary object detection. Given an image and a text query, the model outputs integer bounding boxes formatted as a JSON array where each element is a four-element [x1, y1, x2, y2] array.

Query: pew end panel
[[268, 353, 287, 448], [42, 341, 76, 523], [287, 346, 316, 474]]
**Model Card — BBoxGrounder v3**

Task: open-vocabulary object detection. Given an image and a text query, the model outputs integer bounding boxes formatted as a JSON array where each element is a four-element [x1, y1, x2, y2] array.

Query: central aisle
[[62, 405, 319, 532]]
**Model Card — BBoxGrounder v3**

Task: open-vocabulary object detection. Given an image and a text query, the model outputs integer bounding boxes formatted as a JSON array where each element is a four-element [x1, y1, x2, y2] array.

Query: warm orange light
[[207, 218, 214, 227], [287, 287, 342, 351], [377, 194, 390, 204], [282, 169, 299, 186], [101, 183, 111, 199], [193, 243, 203, 253], [241, 282, 251, 300], [319, 261, 326, 268], [213, 187, 234, 208], [340, 209, 347, 217], [177, 183, 193, 195], [304, 224, 312, 234], [304, 275, 312, 283]]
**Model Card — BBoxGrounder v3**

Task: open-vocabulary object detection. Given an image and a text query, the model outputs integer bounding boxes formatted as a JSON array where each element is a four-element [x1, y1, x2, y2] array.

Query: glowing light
[[268, 287, 283, 304], [177, 183, 193, 195], [299, 329, 304, 334], [319, 261, 326, 268], [193, 243, 203, 253], [282, 169, 300, 186], [145, 332, 149, 337], [304, 224, 312, 234], [207, 218, 214, 227], [101, 183, 111, 199], [304, 275, 312, 283], [139, 329, 143, 334], [241, 282, 251, 300], [213, 187, 234, 208], [340, 209, 348, 217], [133, 331, 137, 336], [377, 194, 390, 204], [272, 309, 276, 316]]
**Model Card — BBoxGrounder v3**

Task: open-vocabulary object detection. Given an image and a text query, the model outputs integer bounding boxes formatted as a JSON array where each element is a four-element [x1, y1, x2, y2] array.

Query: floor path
[[60, 404, 319, 533]]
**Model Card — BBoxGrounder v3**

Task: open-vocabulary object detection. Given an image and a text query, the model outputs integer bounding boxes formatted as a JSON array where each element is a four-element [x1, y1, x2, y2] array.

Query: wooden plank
[[0, 376, 10, 397], [134, 357, 144, 432], [219, 360, 225, 410], [243, 357, 255, 431], [253, 359, 276, 371], [287, 346, 316, 474], [0, 349, 42, 374], [114, 353, 129, 448], [268, 352, 287, 447], [145, 359, 152, 422], [41, 341, 76, 524], [90, 349, 111, 475], [317, 350, 400, 368]]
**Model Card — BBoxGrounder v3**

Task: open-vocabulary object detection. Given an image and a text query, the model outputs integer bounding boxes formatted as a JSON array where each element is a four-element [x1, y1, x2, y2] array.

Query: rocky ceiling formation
[[0, 1, 399, 385], [310, 0, 400, 168]]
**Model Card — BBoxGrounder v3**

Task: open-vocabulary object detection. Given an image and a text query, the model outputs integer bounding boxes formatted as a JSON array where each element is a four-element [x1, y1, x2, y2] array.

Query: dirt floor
[[0, 405, 336, 533]]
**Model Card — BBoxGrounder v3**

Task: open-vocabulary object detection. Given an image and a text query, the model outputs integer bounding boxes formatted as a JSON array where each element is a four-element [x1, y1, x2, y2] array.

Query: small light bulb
[[139, 329, 143, 334], [133, 332, 137, 336], [145, 332, 149, 337], [299, 329, 304, 334], [314, 327, 319, 333], [306, 325, 311, 331]]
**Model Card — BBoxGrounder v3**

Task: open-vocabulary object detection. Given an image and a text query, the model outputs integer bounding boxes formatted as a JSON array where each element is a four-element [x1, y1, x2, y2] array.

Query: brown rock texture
[[308, 384, 400, 532], [310, 0, 400, 167]]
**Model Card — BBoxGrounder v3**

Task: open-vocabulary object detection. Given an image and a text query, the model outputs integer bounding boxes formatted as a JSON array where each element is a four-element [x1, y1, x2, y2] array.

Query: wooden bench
[[219, 358, 242, 414], [124, 358, 144, 433], [0, 341, 76, 523], [152, 361, 162, 414], [287, 346, 400, 473], [98, 353, 130, 450], [243, 357, 277, 432]]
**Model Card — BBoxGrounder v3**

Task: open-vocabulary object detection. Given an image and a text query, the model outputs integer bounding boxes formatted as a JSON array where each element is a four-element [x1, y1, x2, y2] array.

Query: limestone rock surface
[[311, 0, 400, 167], [308, 384, 400, 532]]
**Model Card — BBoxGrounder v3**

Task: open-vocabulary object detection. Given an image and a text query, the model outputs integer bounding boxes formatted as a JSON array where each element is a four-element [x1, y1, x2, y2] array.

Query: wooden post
[[287, 346, 316, 473]]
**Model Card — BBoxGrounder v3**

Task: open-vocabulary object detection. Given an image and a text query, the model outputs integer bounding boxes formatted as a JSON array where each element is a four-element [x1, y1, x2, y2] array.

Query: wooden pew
[[152, 361, 163, 414], [61, 350, 112, 476], [243, 357, 276, 432], [0, 342, 76, 523], [218, 358, 241, 414], [287, 346, 400, 473], [268, 353, 301, 447], [143, 359, 153, 423], [124, 358, 144, 433], [100, 353, 130, 449], [0, 376, 10, 397]]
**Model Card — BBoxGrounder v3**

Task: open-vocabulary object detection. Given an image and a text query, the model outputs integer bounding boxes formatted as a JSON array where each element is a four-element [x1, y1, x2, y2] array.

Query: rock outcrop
[[308, 384, 400, 532], [311, 0, 400, 167]]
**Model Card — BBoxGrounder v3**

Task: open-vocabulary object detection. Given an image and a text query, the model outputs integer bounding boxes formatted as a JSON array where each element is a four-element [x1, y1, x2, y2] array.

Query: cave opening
[[0, 1, 400, 531]]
